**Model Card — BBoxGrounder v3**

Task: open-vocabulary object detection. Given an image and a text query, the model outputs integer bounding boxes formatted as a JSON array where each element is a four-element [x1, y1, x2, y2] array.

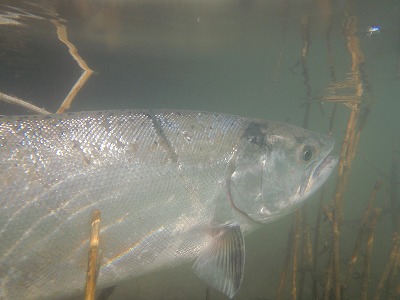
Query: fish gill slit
[[225, 152, 262, 225]]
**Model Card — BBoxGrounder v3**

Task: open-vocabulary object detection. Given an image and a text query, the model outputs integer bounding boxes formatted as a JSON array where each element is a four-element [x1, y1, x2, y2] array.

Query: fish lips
[[300, 153, 338, 197]]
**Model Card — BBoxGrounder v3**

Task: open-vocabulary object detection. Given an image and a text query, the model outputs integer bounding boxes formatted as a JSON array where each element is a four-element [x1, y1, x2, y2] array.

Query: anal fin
[[193, 223, 245, 299]]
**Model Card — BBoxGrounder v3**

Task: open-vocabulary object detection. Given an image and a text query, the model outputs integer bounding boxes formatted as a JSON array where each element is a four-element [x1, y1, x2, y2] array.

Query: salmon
[[0, 110, 337, 299]]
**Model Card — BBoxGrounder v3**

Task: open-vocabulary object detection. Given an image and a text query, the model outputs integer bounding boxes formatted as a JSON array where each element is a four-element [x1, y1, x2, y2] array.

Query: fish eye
[[301, 145, 314, 162]]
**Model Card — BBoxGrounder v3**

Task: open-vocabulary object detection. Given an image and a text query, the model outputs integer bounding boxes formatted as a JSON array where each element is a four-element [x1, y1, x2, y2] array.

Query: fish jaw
[[300, 154, 338, 198]]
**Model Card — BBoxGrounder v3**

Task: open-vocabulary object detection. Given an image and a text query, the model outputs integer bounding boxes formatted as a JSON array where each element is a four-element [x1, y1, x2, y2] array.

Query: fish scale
[[0, 110, 337, 299]]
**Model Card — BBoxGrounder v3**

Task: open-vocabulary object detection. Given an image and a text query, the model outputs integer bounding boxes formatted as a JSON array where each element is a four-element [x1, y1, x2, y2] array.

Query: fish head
[[229, 121, 337, 223]]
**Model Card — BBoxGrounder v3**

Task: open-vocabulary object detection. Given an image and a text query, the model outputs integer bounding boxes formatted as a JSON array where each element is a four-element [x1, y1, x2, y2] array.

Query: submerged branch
[[0, 92, 50, 114], [51, 19, 93, 113], [85, 210, 101, 300]]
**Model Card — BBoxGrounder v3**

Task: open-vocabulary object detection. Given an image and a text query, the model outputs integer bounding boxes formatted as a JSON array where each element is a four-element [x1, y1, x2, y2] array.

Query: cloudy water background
[[0, 0, 399, 299]]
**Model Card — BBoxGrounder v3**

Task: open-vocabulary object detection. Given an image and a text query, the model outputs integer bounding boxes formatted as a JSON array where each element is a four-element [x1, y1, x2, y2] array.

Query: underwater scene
[[0, 0, 399, 299]]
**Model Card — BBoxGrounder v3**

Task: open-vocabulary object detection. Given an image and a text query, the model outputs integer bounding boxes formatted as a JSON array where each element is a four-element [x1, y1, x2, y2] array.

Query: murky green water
[[1, 0, 399, 299]]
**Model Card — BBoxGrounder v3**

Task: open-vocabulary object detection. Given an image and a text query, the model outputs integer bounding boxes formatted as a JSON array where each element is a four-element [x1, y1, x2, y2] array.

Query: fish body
[[0, 110, 337, 299]]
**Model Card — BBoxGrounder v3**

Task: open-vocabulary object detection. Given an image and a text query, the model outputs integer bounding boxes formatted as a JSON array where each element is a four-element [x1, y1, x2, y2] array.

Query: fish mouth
[[300, 153, 338, 197]]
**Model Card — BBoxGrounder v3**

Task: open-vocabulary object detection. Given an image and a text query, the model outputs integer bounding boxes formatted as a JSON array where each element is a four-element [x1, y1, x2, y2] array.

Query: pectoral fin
[[193, 223, 245, 298]]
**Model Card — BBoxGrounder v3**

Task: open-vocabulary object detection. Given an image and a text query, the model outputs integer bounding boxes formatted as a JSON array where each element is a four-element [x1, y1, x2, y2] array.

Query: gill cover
[[228, 121, 335, 223]]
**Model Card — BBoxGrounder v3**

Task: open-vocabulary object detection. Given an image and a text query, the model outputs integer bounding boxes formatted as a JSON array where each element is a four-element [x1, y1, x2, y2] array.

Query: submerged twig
[[0, 92, 50, 114], [331, 102, 360, 299], [389, 241, 400, 300], [322, 251, 333, 300], [51, 19, 93, 113], [273, 0, 290, 80], [374, 232, 400, 300], [344, 179, 382, 290], [300, 14, 312, 129], [1, 20, 93, 115], [312, 188, 326, 299], [298, 208, 312, 300], [325, 1, 336, 83], [360, 208, 381, 300], [277, 218, 295, 300], [85, 210, 101, 300], [330, 14, 364, 299], [374, 143, 400, 297], [291, 210, 302, 300]]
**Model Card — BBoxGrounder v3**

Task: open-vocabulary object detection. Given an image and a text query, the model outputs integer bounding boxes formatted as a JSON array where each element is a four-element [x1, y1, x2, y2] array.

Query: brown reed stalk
[[330, 14, 364, 299], [281, 12, 313, 299], [331, 104, 360, 299], [327, 102, 337, 137], [375, 152, 400, 299], [312, 189, 326, 299], [374, 232, 400, 300], [300, 14, 312, 130], [325, 0, 336, 83], [350, 64, 374, 162], [360, 208, 381, 300], [0, 92, 50, 114], [298, 257, 306, 300], [304, 220, 314, 297], [297, 13, 312, 298], [389, 245, 400, 300], [1, 20, 93, 115], [322, 251, 333, 300], [85, 210, 101, 300], [51, 19, 93, 113], [298, 208, 313, 300], [387, 141, 400, 299], [311, 4, 335, 296], [304, 215, 314, 268], [277, 220, 295, 300], [296, 13, 313, 298], [344, 179, 383, 290], [292, 210, 302, 300], [273, 0, 290, 80]]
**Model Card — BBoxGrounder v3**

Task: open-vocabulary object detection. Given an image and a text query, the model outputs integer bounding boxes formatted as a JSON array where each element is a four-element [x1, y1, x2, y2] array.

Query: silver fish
[[0, 110, 337, 299]]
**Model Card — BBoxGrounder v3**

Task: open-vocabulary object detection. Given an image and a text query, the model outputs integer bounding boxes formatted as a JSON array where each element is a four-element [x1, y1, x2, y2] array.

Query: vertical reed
[[360, 208, 381, 300], [374, 234, 400, 300], [85, 210, 101, 300], [374, 140, 400, 299], [312, 189, 325, 299], [292, 210, 302, 300], [330, 13, 364, 299], [344, 180, 382, 290], [277, 222, 294, 300]]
